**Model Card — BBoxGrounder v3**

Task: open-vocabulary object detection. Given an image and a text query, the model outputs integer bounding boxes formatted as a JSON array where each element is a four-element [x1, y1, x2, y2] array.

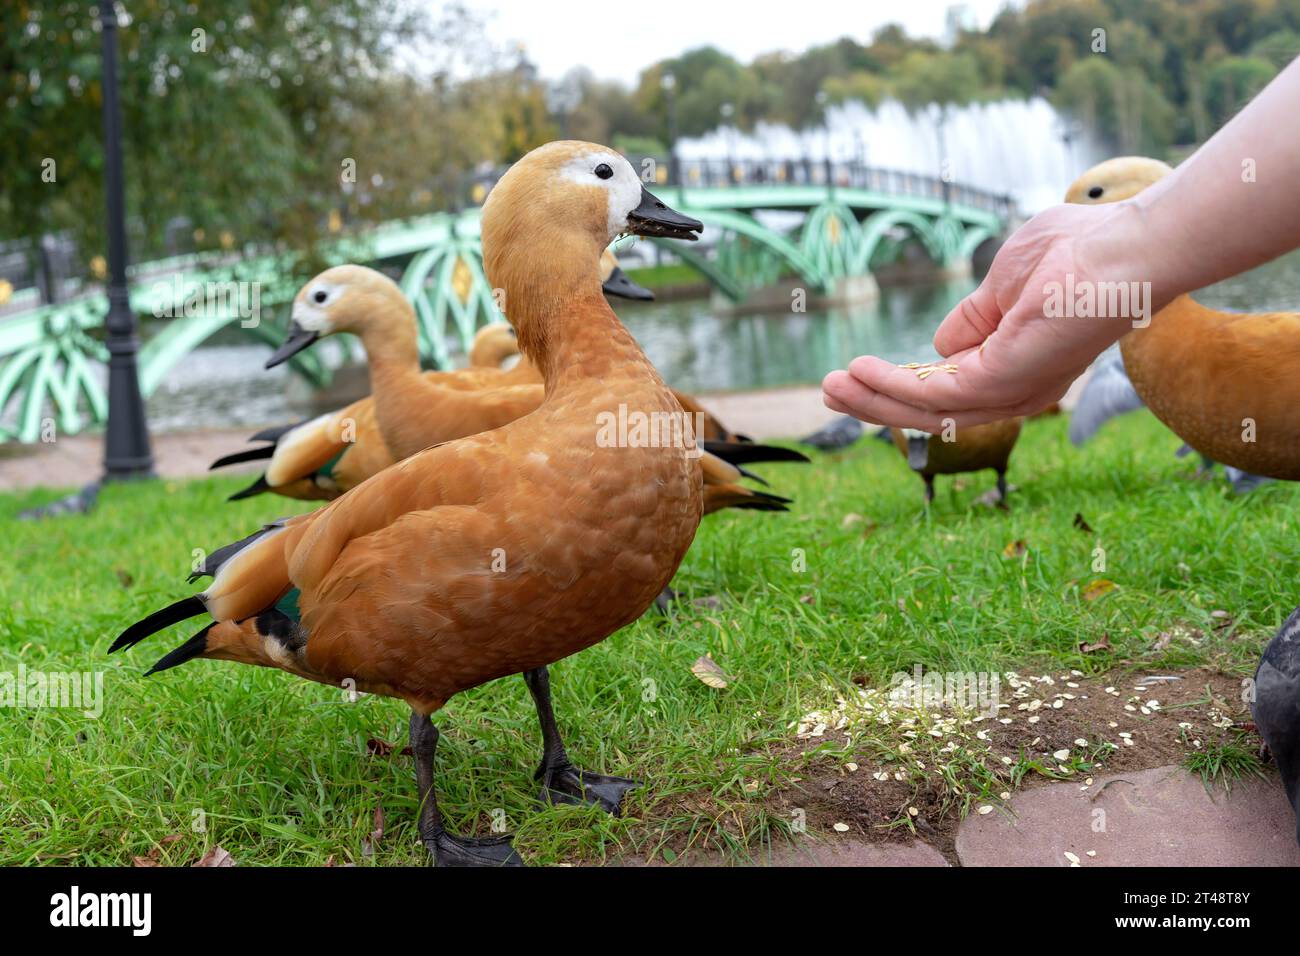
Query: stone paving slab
[[956, 765, 1300, 867], [622, 838, 949, 867]]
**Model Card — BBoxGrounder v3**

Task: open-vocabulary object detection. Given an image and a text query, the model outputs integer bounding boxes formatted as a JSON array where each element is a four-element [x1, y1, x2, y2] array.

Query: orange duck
[[1065, 157, 1300, 480], [112, 141, 719, 865], [459, 250, 749, 442], [216, 266, 801, 515], [890, 420, 1022, 504]]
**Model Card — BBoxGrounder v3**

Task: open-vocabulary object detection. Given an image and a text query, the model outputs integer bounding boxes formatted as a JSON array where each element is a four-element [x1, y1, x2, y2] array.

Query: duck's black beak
[[265, 321, 320, 369], [906, 436, 930, 471], [602, 266, 655, 301], [627, 186, 702, 241]]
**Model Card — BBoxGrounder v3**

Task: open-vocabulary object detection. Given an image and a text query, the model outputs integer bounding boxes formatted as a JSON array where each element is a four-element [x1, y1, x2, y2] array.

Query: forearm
[[1114, 55, 1300, 306]]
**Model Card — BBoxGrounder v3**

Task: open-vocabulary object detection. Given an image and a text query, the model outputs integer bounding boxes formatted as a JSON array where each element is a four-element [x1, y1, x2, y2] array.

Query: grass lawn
[[0, 410, 1292, 866]]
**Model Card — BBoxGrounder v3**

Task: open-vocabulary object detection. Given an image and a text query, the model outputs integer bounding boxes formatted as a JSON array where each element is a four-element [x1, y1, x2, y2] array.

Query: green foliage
[[1203, 55, 1278, 125]]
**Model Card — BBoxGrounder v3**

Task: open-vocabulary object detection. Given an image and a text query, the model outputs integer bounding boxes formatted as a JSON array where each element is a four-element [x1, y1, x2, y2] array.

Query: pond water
[[144, 250, 1300, 433]]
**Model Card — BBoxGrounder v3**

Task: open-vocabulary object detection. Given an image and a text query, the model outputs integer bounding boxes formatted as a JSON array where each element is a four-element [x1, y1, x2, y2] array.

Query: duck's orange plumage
[[114, 141, 714, 863], [130, 143, 702, 710], [1065, 156, 1300, 479]]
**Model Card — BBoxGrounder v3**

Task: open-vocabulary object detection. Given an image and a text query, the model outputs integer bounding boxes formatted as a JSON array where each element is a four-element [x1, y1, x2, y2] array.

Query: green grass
[[1, 410, 1295, 865], [624, 262, 706, 289]]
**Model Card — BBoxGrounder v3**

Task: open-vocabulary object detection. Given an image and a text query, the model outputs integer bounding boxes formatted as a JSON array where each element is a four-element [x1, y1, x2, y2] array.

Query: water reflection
[[617, 279, 976, 394]]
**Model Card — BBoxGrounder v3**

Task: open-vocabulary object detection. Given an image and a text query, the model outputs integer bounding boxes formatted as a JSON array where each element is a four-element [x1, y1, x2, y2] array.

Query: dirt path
[[0, 427, 261, 493]]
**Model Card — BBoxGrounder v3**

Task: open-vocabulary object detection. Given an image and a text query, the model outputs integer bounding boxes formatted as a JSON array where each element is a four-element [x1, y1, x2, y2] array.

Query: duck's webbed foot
[[536, 759, 641, 816], [426, 830, 522, 867], [523, 666, 641, 815], [409, 710, 523, 867]]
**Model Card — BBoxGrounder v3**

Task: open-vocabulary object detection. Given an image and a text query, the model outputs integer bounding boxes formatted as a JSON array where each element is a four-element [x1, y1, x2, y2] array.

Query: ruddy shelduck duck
[[1065, 156, 1300, 480], [112, 141, 715, 865], [890, 419, 1022, 504], [463, 318, 749, 443], [214, 268, 801, 513]]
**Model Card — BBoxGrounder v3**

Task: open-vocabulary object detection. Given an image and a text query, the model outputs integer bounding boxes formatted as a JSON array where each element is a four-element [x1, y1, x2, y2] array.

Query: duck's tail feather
[[187, 521, 287, 583], [228, 476, 271, 501], [145, 623, 214, 675], [249, 420, 307, 444], [703, 484, 792, 515], [703, 440, 810, 465], [209, 446, 275, 470], [109, 595, 207, 654]]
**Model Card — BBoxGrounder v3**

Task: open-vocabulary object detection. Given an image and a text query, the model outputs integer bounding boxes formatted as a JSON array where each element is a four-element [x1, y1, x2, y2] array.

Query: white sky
[[475, 0, 1022, 84]]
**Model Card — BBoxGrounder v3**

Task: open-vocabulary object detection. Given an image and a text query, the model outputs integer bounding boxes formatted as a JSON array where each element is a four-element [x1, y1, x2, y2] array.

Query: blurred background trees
[[5, 0, 1300, 266]]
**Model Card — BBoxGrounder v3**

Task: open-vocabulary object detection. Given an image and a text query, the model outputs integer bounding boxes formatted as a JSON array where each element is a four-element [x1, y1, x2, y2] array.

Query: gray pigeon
[[1253, 606, 1300, 845], [1069, 344, 1144, 446], [799, 415, 864, 451]]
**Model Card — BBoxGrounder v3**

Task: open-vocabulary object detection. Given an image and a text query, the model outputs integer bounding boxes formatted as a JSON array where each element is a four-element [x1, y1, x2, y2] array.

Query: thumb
[[933, 282, 1002, 357]]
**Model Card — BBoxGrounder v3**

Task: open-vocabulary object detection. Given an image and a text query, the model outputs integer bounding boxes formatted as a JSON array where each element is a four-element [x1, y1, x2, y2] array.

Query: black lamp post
[[662, 71, 679, 189], [99, 0, 154, 481]]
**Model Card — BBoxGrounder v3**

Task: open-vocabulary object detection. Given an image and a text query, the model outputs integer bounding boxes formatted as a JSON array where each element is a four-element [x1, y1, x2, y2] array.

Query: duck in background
[[111, 141, 715, 866], [599, 247, 655, 301], [890, 419, 1022, 505], [1064, 157, 1281, 490], [238, 264, 801, 503], [1253, 607, 1300, 846]]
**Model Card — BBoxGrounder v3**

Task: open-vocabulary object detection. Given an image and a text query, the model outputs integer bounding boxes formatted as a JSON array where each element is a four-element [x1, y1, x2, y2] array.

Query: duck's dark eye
[[1087, 186, 1104, 199], [594, 163, 613, 180], [313, 289, 328, 304]]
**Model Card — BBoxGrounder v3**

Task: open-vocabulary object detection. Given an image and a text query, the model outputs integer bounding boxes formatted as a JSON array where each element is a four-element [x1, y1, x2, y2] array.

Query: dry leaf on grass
[[1079, 633, 1112, 654], [1082, 579, 1115, 601], [362, 806, 385, 858], [193, 845, 234, 868], [131, 834, 184, 867], [1002, 539, 1027, 558], [366, 737, 412, 757], [691, 654, 734, 689]]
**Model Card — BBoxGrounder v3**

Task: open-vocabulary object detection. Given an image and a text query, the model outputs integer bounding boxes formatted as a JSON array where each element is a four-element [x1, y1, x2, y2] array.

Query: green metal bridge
[[0, 158, 1013, 444]]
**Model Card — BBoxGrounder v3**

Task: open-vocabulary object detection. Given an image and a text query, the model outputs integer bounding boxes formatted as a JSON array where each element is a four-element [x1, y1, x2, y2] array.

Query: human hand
[[822, 201, 1160, 431]]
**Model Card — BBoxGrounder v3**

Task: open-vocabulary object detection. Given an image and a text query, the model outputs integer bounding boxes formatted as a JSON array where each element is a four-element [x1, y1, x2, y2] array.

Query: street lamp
[[719, 102, 736, 183], [99, 0, 154, 482], [816, 90, 834, 195], [661, 71, 678, 189]]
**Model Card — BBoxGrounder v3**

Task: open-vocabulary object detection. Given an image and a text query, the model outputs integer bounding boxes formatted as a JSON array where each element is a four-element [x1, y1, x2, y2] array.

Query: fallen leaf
[[131, 856, 160, 868], [691, 654, 734, 689], [362, 805, 385, 858], [1081, 579, 1115, 602], [1079, 633, 1112, 654], [114, 568, 135, 588], [1002, 539, 1027, 558], [366, 737, 411, 757], [193, 845, 234, 868], [1072, 512, 1094, 533], [799, 593, 815, 605], [840, 512, 865, 529]]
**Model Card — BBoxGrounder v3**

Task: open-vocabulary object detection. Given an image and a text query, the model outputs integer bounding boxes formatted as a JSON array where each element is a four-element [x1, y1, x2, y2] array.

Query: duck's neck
[[357, 313, 424, 401], [492, 236, 652, 394]]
